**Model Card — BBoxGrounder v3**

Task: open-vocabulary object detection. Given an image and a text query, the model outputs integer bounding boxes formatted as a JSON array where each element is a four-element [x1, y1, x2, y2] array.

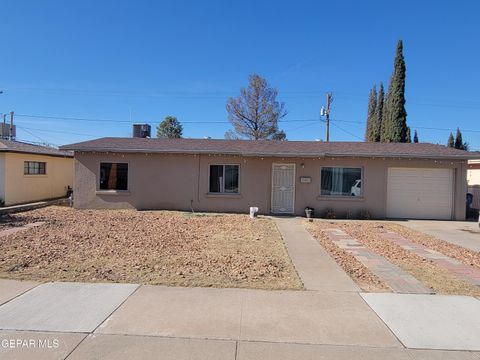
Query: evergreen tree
[[364, 85, 377, 141], [374, 82, 384, 142], [382, 40, 408, 142], [156, 116, 183, 138], [447, 132, 455, 147], [406, 127, 411, 143], [454, 128, 469, 150], [413, 130, 419, 143]]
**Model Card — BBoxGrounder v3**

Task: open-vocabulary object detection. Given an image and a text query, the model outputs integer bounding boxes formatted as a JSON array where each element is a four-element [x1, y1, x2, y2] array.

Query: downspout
[[190, 154, 201, 213]]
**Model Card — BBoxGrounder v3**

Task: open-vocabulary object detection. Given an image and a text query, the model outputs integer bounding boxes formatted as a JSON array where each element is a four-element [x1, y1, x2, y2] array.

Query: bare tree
[[226, 73, 287, 140]]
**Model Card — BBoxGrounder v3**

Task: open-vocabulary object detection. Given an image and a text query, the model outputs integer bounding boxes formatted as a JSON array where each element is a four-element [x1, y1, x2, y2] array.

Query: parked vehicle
[[350, 179, 362, 196]]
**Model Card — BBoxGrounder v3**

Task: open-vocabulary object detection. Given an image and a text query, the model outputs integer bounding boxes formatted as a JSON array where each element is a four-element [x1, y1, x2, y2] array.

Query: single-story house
[[60, 137, 476, 220], [467, 159, 480, 210], [0, 140, 74, 206], [467, 159, 480, 186]]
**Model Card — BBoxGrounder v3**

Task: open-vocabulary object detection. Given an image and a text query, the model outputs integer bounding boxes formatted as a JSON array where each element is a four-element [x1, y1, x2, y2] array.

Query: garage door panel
[[387, 168, 453, 220]]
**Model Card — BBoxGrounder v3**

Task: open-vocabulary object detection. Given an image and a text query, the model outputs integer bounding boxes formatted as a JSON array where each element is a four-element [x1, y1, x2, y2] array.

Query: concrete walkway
[[0, 197, 69, 215], [395, 220, 480, 252], [274, 217, 359, 292], [0, 222, 45, 238], [0, 281, 479, 359]]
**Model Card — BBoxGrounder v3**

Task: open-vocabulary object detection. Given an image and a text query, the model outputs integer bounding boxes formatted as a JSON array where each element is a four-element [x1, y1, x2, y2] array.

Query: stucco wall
[[467, 169, 480, 186], [4, 152, 73, 206], [73, 152, 467, 220], [0, 153, 5, 203]]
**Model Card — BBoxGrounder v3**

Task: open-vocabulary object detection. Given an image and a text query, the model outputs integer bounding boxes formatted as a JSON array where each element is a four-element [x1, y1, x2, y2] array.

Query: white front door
[[386, 167, 454, 220], [271, 163, 295, 214]]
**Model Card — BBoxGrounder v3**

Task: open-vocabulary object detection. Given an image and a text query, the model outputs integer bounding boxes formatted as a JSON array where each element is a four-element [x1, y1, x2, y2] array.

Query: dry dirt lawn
[[307, 220, 480, 296], [0, 206, 302, 290]]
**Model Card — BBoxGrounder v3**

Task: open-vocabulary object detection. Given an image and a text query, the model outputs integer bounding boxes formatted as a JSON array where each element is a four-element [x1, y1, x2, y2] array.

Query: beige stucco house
[[61, 138, 476, 220], [0, 140, 74, 206], [467, 160, 480, 186]]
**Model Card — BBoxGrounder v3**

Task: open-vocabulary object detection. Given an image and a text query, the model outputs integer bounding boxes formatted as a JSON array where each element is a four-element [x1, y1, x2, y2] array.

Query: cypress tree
[[380, 87, 389, 142], [447, 132, 455, 147], [364, 85, 377, 141], [406, 127, 411, 143], [382, 40, 408, 142], [373, 83, 384, 142], [454, 128, 468, 150], [413, 130, 419, 143]]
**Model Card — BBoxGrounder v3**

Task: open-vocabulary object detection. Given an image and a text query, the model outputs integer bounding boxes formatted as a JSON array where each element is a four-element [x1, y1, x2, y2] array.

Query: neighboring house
[[467, 159, 480, 210], [60, 138, 476, 220], [467, 160, 480, 186], [0, 140, 73, 206]]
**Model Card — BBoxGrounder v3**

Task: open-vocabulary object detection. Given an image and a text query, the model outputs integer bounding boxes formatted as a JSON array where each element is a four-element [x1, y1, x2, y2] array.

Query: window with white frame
[[320, 167, 362, 197], [209, 165, 239, 193]]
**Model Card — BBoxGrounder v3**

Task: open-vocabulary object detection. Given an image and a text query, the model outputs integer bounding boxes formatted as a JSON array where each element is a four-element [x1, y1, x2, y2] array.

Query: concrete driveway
[[395, 220, 480, 252]]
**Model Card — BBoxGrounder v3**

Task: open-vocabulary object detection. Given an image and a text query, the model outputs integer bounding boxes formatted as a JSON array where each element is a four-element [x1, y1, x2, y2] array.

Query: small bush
[[358, 209, 372, 220], [324, 208, 336, 219], [0, 198, 4, 207], [346, 210, 355, 219]]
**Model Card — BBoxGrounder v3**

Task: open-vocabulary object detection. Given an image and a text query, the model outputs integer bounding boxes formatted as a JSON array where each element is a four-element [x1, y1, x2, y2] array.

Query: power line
[[7, 86, 480, 109], [15, 113, 320, 124], [329, 122, 364, 141], [18, 126, 99, 137]]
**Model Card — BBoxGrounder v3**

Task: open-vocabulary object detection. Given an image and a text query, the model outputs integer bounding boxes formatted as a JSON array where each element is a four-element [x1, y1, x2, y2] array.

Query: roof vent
[[132, 124, 151, 138]]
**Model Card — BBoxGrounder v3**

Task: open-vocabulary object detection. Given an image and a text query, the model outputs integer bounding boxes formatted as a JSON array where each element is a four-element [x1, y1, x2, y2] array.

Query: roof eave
[[0, 149, 73, 158], [63, 148, 475, 160]]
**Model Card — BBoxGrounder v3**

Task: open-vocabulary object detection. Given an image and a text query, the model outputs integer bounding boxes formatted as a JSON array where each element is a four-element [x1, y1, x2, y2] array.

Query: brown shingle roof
[[60, 137, 476, 159], [0, 140, 73, 157]]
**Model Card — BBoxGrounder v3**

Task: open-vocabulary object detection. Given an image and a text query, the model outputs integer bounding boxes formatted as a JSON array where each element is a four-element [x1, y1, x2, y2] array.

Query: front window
[[209, 165, 239, 193], [321, 167, 362, 196], [100, 163, 128, 190], [24, 161, 46, 175]]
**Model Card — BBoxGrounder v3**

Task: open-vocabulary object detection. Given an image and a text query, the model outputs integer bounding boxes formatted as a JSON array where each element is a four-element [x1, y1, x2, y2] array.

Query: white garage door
[[386, 168, 454, 220]]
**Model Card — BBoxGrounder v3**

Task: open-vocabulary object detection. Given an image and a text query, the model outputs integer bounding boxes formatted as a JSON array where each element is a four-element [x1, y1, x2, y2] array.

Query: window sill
[[23, 175, 48, 177], [96, 190, 131, 196], [316, 195, 365, 202], [206, 193, 242, 199]]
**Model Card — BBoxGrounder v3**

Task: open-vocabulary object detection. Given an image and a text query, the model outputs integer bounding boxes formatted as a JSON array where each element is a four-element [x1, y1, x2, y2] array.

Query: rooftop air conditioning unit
[[132, 124, 151, 138], [0, 123, 15, 139]]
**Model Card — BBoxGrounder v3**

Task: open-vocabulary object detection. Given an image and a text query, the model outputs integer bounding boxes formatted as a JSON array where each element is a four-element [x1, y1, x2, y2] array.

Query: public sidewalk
[[0, 280, 479, 359]]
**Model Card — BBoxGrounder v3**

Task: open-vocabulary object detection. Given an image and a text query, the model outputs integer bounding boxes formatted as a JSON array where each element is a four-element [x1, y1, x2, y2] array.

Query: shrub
[[358, 209, 372, 220], [0, 198, 4, 207], [324, 208, 336, 219], [346, 210, 355, 219]]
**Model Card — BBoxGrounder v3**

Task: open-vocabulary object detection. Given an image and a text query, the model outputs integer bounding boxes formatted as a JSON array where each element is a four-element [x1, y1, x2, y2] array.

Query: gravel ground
[[305, 221, 390, 292], [309, 220, 480, 296], [0, 206, 302, 290]]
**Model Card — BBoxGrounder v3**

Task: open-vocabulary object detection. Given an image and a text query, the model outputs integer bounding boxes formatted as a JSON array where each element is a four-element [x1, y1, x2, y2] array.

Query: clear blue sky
[[1, 0, 479, 150]]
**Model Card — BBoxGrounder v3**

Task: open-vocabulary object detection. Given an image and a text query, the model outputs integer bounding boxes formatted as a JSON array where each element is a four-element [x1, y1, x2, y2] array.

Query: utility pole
[[321, 93, 333, 142], [9, 111, 14, 141]]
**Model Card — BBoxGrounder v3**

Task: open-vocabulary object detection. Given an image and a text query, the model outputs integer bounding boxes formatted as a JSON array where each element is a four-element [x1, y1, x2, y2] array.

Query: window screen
[[24, 161, 46, 175], [321, 167, 362, 196], [99, 163, 128, 190], [209, 165, 239, 193]]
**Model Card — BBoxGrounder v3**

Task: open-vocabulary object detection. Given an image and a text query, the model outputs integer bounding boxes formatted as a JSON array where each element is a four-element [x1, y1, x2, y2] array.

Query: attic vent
[[132, 124, 151, 138]]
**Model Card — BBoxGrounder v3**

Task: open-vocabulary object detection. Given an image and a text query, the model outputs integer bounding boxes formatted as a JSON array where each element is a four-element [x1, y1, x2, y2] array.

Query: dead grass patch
[[0, 206, 302, 290]]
